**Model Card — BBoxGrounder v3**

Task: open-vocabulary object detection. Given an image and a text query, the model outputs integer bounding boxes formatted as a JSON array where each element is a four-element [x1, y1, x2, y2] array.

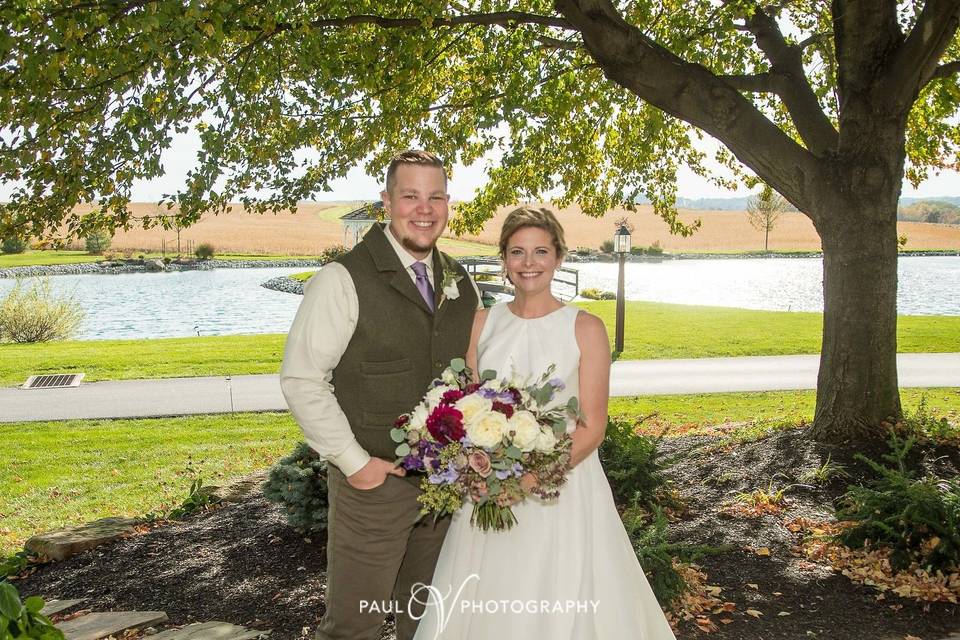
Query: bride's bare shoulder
[[574, 310, 610, 350]]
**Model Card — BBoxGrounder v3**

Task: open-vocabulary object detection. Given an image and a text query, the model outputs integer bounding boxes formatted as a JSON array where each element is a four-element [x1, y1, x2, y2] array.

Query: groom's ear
[[380, 190, 391, 213]]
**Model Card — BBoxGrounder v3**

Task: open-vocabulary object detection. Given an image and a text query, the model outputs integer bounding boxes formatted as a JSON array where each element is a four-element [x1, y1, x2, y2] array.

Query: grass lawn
[[3, 389, 958, 556], [609, 387, 960, 435], [579, 300, 960, 359], [3, 301, 959, 385], [1, 412, 301, 556], [0, 251, 103, 268], [0, 334, 287, 386]]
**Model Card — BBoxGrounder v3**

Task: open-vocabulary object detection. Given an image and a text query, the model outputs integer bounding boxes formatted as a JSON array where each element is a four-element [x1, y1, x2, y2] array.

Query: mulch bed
[[13, 430, 960, 639]]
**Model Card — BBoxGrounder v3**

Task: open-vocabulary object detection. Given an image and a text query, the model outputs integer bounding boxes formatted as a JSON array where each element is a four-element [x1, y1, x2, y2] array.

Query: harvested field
[[68, 202, 960, 255], [455, 203, 960, 252]]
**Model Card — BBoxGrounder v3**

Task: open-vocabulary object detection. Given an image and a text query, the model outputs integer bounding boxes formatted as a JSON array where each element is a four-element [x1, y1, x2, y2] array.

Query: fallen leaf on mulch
[[665, 562, 725, 633], [787, 518, 960, 604], [745, 608, 763, 618]]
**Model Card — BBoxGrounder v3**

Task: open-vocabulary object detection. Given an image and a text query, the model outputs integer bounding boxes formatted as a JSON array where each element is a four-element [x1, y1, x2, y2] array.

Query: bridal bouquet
[[391, 358, 579, 531]]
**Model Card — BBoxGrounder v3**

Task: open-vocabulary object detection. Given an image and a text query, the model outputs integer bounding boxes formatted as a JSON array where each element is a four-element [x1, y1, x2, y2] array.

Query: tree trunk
[[808, 188, 902, 443]]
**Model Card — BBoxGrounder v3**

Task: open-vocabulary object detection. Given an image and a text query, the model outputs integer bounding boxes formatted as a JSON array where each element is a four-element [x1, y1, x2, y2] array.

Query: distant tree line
[[898, 201, 960, 225]]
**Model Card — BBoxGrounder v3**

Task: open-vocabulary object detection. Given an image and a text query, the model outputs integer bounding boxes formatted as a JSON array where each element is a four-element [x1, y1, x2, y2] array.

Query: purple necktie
[[411, 261, 435, 312]]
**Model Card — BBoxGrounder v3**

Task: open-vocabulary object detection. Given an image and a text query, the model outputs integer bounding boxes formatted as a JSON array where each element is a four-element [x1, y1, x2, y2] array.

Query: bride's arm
[[464, 308, 489, 383], [568, 311, 611, 468]]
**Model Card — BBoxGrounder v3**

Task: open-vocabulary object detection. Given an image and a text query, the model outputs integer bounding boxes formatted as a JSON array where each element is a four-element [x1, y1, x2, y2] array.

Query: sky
[[5, 128, 960, 203], [129, 130, 960, 203]]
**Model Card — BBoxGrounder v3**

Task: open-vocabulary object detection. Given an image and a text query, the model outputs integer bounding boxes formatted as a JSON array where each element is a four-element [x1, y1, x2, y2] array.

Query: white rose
[[509, 410, 541, 452], [408, 403, 430, 431], [454, 394, 493, 425], [443, 280, 460, 300], [424, 384, 454, 410], [534, 426, 558, 453], [441, 368, 459, 386], [466, 410, 509, 449]]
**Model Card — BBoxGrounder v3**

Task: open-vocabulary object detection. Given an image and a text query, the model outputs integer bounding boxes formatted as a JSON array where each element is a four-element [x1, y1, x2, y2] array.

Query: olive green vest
[[332, 223, 477, 460]]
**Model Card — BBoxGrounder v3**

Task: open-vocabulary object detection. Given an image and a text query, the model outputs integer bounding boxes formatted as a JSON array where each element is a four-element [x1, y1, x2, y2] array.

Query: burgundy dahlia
[[441, 389, 465, 405], [394, 414, 410, 428], [492, 401, 514, 418], [426, 405, 466, 444]]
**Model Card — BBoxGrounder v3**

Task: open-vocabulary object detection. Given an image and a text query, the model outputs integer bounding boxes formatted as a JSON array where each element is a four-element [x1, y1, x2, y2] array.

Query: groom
[[280, 150, 479, 640]]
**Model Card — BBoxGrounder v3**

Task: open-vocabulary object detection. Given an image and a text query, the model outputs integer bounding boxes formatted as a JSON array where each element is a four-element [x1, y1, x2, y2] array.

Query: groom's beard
[[401, 236, 439, 256]]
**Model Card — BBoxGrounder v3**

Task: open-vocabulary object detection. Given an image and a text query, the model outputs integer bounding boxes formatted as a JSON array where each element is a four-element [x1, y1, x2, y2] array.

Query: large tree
[[2, 1, 959, 442]]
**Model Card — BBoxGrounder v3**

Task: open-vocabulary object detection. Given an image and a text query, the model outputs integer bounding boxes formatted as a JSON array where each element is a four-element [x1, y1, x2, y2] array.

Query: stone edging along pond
[[0, 258, 326, 279], [4, 249, 958, 280]]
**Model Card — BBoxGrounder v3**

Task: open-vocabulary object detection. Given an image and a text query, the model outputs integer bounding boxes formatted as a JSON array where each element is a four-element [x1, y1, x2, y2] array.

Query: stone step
[[40, 598, 85, 616], [57, 611, 168, 640], [25, 517, 141, 561], [151, 621, 272, 639]]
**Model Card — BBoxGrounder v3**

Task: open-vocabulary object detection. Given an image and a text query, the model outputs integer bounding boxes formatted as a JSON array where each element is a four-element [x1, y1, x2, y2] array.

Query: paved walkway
[[2, 353, 958, 423]]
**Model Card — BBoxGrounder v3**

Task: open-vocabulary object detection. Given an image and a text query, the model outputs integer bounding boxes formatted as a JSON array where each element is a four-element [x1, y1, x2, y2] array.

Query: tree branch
[[889, 0, 960, 99], [553, 0, 821, 218], [719, 73, 776, 93], [269, 11, 572, 33], [932, 59, 960, 79], [734, 0, 838, 156]]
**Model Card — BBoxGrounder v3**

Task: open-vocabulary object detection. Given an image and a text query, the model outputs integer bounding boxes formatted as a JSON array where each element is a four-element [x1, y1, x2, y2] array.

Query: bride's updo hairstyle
[[498, 206, 568, 260]]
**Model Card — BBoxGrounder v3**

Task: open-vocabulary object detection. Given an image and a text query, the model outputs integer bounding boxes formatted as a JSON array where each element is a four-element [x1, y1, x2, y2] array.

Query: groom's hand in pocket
[[346, 457, 407, 490]]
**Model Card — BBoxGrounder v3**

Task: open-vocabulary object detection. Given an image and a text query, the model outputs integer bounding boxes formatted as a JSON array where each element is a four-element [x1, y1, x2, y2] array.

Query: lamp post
[[613, 225, 631, 353]]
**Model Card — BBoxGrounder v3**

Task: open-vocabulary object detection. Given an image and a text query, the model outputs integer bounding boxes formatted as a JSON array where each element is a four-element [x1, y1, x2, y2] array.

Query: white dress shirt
[[279, 227, 482, 476]]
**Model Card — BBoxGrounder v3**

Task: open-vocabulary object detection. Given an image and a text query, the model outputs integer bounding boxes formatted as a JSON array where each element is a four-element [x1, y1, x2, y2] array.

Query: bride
[[412, 207, 676, 639]]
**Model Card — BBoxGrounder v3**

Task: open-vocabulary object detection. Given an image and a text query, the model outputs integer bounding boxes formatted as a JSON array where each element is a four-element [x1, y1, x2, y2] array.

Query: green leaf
[[0, 582, 23, 620], [481, 369, 497, 381], [23, 596, 44, 615], [505, 445, 522, 459], [395, 443, 411, 457], [390, 428, 406, 443], [449, 358, 466, 373]]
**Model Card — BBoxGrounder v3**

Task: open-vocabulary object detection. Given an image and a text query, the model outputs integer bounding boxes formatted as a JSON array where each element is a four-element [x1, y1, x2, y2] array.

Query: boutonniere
[[439, 260, 463, 306]]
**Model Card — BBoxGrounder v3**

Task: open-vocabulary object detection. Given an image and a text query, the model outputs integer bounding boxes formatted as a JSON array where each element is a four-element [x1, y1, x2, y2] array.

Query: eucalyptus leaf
[[390, 428, 406, 443], [450, 358, 466, 373], [505, 445, 522, 459], [481, 369, 497, 381], [395, 443, 411, 457]]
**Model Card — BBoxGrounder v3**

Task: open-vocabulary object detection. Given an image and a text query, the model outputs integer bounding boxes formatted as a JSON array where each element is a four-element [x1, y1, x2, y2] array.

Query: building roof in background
[[340, 201, 384, 221]]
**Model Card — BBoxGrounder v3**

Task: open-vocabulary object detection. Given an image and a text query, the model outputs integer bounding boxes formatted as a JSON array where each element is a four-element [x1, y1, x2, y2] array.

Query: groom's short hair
[[384, 150, 448, 194]]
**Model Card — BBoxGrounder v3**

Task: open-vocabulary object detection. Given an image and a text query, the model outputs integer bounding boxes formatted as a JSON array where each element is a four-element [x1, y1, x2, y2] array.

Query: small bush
[[836, 434, 960, 572], [899, 395, 960, 444], [0, 278, 84, 343], [646, 240, 664, 256], [624, 505, 687, 605], [580, 288, 617, 300], [1, 236, 27, 254], [263, 442, 330, 533], [194, 242, 215, 260], [319, 245, 347, 264], [473, 272, 498, 282], [574, 246, 594, 256], [84, 231, 112, 254], [599, 239, 614, 253], [0, 581, 64, 639], [629, 246, 645, 256], [599, 418, 675, 511]]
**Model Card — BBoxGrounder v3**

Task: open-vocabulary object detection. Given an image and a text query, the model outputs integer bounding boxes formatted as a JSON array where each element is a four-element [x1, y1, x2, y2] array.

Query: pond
[[0, 256, 957, 340]]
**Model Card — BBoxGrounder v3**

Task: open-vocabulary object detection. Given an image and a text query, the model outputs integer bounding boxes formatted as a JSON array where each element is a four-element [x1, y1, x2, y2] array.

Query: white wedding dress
[[412, 303, 676, 640]]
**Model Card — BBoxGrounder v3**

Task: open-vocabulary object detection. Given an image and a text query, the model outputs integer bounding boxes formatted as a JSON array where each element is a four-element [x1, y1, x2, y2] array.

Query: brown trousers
[[316, 466, 451, 640]]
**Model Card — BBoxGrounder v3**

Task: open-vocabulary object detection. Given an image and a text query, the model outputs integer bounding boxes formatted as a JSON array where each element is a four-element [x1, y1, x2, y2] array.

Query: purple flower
[[495, 469, 511, 480], [478, 387, 500, 400], [548, 378, 566, 391], [428, 461, 460, 484], [401, 454, 424, 471]]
